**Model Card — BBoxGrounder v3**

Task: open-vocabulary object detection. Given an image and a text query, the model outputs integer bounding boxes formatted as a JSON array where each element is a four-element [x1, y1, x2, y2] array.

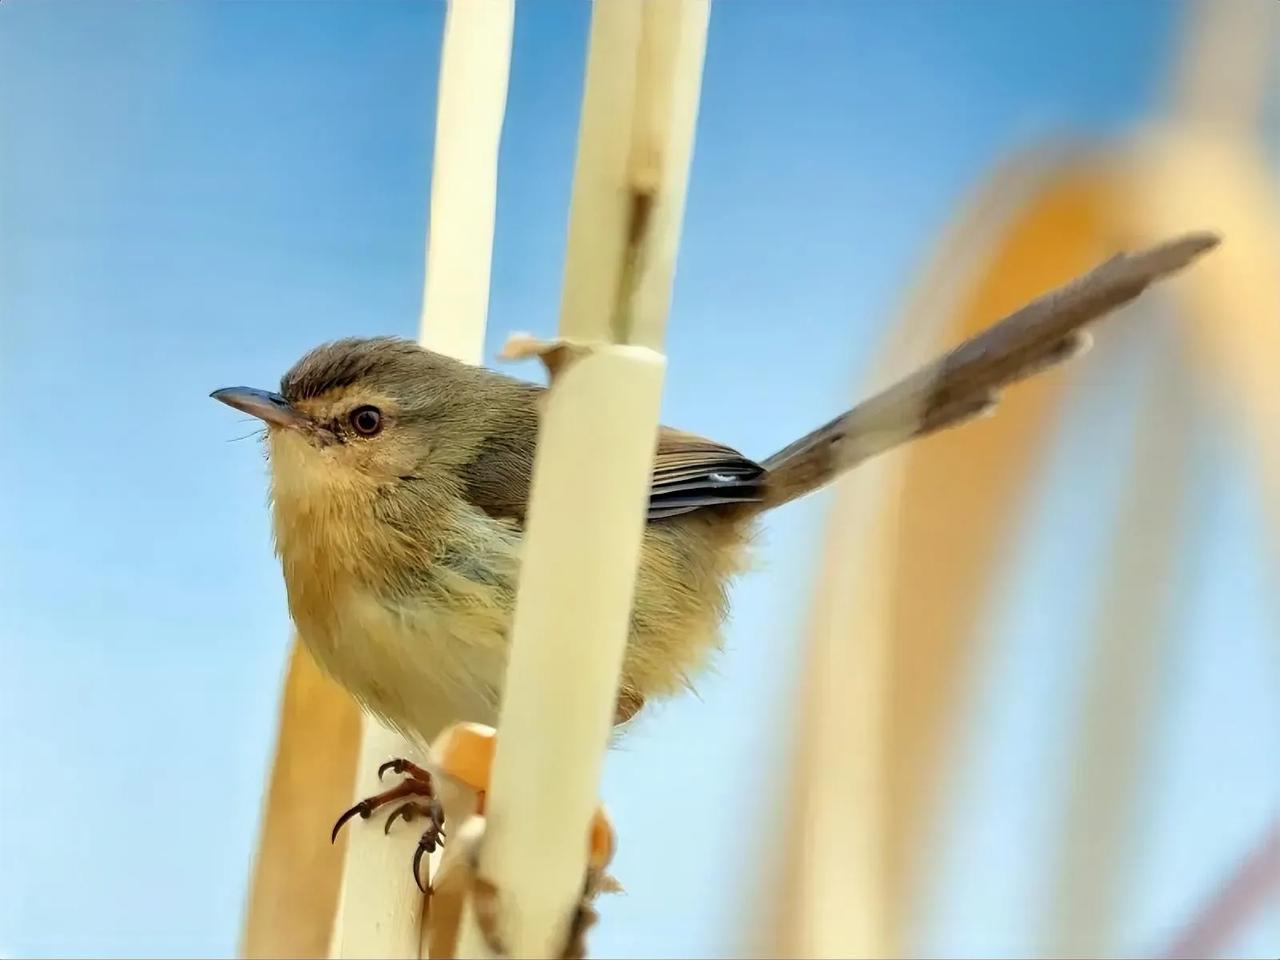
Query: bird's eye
[[349, 405, 383, 437]]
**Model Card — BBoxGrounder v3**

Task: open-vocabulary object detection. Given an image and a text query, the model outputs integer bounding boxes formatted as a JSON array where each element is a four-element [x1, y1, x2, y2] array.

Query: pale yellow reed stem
[[453, 2, 710, 956]]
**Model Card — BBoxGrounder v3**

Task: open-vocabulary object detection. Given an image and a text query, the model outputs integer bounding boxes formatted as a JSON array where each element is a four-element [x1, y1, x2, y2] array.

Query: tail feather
[[758, 231, 1218, 510]]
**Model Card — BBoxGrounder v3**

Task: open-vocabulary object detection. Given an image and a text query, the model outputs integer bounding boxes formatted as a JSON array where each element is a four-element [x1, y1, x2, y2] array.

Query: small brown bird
[[212, 232, 1215, 858]]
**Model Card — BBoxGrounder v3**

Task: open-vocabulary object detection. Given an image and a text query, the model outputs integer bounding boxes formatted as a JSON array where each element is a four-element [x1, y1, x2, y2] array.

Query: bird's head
[[212, 336, 503, 514]]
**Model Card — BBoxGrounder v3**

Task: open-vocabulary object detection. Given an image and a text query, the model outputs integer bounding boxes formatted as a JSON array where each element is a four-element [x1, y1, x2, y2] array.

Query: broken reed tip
[[499, 332, 542, 361]]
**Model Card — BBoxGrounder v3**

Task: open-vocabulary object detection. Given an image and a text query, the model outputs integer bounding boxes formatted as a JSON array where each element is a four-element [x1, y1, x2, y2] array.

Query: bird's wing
[[460, 412, 763, 524], [646, 427, 764, 519]]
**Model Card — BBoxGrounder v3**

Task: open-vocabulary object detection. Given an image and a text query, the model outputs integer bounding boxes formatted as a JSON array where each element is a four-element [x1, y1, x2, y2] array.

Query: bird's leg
[[331, 757, 446, 890]]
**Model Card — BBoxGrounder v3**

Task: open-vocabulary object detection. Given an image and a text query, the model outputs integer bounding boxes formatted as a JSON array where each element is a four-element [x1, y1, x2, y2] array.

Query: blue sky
[[1, 2, 1276, 957]]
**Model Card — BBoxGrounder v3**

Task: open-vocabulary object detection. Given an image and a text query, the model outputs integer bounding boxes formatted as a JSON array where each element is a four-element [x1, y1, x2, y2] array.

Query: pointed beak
[[210, 386, 310, 430]]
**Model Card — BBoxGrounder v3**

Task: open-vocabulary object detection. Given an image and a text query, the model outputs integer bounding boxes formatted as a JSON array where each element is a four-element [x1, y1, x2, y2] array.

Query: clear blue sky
[[1, 2, 1276, 957]]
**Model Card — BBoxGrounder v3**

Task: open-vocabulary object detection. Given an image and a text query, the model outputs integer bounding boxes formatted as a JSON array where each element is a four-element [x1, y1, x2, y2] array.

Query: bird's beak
[[210, 386, 310, 431]]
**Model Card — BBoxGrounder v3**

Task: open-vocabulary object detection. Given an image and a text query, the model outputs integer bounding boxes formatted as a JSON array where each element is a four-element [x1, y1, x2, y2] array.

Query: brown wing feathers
[[460, 414, 763, 524], [647, 430, 764, 519]]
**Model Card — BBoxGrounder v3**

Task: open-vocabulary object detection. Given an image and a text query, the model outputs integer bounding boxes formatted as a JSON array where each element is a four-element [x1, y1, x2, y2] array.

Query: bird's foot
[[331, 757, 446, 892]]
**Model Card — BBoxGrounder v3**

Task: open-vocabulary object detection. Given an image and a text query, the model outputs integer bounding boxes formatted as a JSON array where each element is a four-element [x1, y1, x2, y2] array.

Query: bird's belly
[[300, 583, 514, 743]]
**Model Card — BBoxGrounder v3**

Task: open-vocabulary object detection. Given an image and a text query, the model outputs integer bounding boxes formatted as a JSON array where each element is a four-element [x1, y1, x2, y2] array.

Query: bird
[[212, 231, 1216, 867]]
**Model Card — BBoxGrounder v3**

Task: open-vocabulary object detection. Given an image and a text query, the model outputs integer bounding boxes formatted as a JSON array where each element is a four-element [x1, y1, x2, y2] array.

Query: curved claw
[[377, 759, 404, 782], [411, 806, 446, 892], [384, 802, 417, 835], [330, 800, 371, 844], [413, 840, 430, 893]]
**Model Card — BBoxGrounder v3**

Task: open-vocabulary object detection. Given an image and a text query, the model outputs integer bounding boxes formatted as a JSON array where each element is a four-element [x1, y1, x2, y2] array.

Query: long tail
[[758, 231, 1220, 511]]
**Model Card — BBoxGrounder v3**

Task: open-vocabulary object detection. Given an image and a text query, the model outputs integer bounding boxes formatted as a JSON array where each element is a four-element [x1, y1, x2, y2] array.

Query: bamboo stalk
[[774, 9, 1271, 957], [1120, 129, 1280, 575], [767, 153, 1113, 959], [768, 209, 1216, 958], [1148, 0, 1280, 569], [1046, 336, 1196, 955], [1016, 144, 1277, 960], [419, 0, 516, 368], [880, 172, 1121, 949], [329, 723, 434, 960], [770, 459, 900, 959], [1171, 0, 1278, 135], [1046, 9, 1278, 944], [764, 156, 1056, 959], [1118, 134, 1280, 960], [241, 644, 363, 959], [557, 0, 709, 350], [454, 2, 710, 956], [456, 343, 667, 959], [330, 2, 513, 957], [1041, 4, 1278, 948]]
